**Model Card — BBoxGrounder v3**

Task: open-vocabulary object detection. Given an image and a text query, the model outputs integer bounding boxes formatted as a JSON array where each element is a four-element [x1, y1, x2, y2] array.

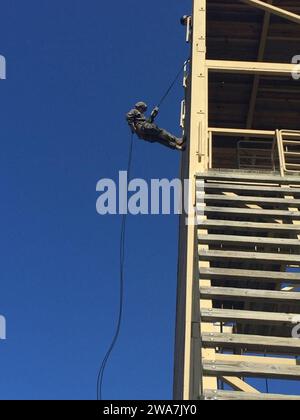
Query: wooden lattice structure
[[174, 0, 300, 400]]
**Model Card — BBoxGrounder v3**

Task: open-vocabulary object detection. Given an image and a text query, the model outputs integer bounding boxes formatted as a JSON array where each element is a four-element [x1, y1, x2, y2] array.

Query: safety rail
[[277, 130, 300, 176], [208, 128, 300, 176], [237, 140, 277, 171]]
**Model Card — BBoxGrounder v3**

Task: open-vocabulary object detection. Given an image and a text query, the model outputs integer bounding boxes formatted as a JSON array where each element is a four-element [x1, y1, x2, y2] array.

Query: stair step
[[198, 219, 300, 232], [199, 249, 300, 265], [203, 359, 300, 380], [284, 152, 300, 157], [196, 182, 300, 195], [200, 308, 299, 326], [282, 140, 300, 145], [200, 286, 300, 305], [201, 332, 300, 355], [197, 194, 300, 207], [286, 163, 300, 168], [197, 206, 300, 219], [198, 234, 300, 247], [197, 171, 300, 184], [199, 267, 300, 284]]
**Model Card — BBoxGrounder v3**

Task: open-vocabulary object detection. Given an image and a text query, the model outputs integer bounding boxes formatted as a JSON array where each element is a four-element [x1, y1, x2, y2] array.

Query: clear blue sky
[[0, 0, 190, 400], [0, 0, 298, 401]]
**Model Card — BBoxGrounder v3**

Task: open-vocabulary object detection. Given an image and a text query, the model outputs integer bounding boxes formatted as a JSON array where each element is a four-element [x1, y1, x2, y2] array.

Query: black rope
[[264, 351, 270, 394], [157, 59, 190, 108], [96, 58, 190, 400], [96, 133, 134, 401]]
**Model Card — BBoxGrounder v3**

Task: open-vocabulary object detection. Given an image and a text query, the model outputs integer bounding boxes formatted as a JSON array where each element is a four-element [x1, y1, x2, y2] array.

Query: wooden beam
[[198, 234, 300, 248], [199, 193, 300, 207], [199, 249, 300, 265], [241, 0, 300, 25], [199, 206, 300, 219], [198, 182, 300, 196], [221, 377, 260, 394], [203, 390, 300, 400], [208, 127, 275, 137], [198, 219, 300, 233], [203, 359, 300, 380], [206, 59, 297, 76], [200, 308, 300, 326], [214, 353, 299, 366], [199, 267, 300, 283], [197, 172, 300, 184], [200, 286, 300, 305], [201, 332, 300, 355]]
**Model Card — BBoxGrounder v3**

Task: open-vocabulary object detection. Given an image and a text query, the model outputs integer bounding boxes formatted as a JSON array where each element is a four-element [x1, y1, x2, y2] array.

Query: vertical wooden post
[[180, 0, 217, 399]]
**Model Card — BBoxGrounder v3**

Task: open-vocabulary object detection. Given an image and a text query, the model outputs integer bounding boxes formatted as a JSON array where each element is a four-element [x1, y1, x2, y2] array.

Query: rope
[[264, 351, 269, 394], [96, 57, 190, 400], [96, 133, 134, 400], [157, 59, 190, 108]]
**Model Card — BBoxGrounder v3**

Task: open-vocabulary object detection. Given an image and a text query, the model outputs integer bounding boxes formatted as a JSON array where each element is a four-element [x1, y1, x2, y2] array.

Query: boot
[[174, 137, 186, 151]]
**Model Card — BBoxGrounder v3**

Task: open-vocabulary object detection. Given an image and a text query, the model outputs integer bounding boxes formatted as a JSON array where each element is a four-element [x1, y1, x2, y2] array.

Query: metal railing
[[208, 127, 300, 176], [277, 130, 300, 176]]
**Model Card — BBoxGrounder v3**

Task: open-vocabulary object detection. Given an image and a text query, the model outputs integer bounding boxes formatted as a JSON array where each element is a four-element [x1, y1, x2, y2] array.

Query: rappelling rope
[[157, 59, 190, 109], [97, 133, 134, 401], [96, 57, 190, 401]]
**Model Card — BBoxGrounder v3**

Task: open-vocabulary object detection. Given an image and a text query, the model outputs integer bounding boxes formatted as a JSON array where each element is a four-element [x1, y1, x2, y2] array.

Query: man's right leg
[[157, 129, 184, 150], [137, 124, 184, 150]]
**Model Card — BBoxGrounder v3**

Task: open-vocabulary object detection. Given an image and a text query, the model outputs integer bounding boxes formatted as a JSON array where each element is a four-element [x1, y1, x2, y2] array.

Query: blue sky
[[0, 0, 298, 401], [0, 0, 190, 400]]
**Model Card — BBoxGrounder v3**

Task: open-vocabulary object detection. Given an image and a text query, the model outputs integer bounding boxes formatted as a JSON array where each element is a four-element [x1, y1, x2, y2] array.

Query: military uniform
[[126, 104, 183, 150]]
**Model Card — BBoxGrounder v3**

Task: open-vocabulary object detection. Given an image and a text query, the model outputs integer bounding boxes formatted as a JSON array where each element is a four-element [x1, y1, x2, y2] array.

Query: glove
[[150, 106, 159, 123]]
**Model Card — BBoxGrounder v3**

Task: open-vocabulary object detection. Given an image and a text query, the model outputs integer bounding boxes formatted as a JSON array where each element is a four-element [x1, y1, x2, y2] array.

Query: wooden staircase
[[197, 171, 300, 400]]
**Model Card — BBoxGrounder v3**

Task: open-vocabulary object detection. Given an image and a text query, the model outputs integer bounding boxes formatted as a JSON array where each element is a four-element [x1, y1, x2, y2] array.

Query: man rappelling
[[126, 102, 185, 151]]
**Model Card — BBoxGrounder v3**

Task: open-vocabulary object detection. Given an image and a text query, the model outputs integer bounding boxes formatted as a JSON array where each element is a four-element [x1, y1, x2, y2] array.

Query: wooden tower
[[174, 0, 300, 400]]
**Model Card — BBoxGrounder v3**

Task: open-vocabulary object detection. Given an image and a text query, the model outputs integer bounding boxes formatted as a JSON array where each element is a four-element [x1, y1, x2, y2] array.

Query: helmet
[[135, 102, 148, 112]]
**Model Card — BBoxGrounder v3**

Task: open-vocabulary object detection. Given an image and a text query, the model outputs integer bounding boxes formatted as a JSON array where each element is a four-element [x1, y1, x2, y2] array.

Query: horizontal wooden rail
[[201, 332, 300, 355]]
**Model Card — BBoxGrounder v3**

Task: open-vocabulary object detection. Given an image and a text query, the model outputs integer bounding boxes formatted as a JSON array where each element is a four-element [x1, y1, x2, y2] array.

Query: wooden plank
[[197, 172, 300, 185], [200, 308, 299, 326], [221, 377, 260, 394], [197, 182, 300, 195], [215, 353, 298, 367], [201, 332, 300, 355], [206, 60, 298, 76], [200, 286, 300, 305], [283, 141, 300, 145], [198, 206, 300, 219], [198, 234, 300, 248], [199, 194, 300, 207], [285, 152, 300, 157], [198, 249, 300, 265], [198, 219, 300, 232], [203, 359, 300, 380], [208, 127, 275, 138], [199, 267, 300, 283], [241, 0, 300, 25], [203, 390, 300, 401]]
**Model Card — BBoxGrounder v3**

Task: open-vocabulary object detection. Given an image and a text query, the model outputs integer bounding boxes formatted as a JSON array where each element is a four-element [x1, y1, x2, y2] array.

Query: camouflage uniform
[[126, 107, 182, 150]]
